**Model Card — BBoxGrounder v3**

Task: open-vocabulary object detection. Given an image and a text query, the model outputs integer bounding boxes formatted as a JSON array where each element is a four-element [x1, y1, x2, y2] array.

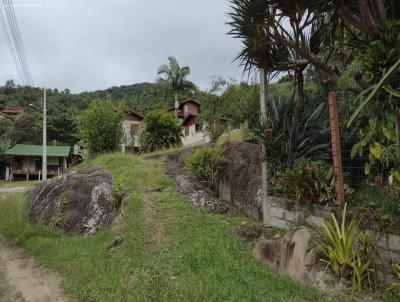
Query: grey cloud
[[0, 0, 244, 92]]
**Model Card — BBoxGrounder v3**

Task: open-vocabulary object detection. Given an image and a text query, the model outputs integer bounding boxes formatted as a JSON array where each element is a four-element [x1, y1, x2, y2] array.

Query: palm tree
[[157, 56, 196, 112], [228, 0, 291, 223]]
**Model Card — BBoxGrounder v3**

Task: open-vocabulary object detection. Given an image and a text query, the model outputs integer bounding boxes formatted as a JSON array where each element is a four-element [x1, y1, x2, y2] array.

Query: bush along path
[[0, 154, 326, 302]]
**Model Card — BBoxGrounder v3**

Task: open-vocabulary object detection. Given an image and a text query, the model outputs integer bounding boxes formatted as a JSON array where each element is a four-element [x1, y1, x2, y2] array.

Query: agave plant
[[253, 96, 331, 167]]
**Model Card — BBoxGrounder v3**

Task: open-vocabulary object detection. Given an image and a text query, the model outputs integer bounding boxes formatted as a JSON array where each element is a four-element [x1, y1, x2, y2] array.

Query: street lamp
[[29, 88, 47, 181]]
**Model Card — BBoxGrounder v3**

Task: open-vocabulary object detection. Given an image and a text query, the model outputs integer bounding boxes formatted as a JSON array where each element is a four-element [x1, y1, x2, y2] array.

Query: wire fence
[[266, 94, 368, 204]]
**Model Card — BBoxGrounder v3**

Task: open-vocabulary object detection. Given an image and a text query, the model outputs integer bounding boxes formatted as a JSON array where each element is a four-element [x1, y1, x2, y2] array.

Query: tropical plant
[[139, 109, 183, 153], [228, 0, 293, 205], [186, 146, 224, 194], [320, 204, 376, 294], [320, 204, 361, 280], [253, 97, 331, 168], [280, 158, 334, 204], [157, 56, 196, 109], [351, 115, 400, 177], [77, 100, 124, 156]]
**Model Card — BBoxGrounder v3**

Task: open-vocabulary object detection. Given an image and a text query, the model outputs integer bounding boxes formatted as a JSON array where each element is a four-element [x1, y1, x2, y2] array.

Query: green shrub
[[388, 263, 400, 291], [186, 146, 224, 194], [353, 181, 400, 215], [279, 158, 335, 204], [77, 100, 124, 156], [216, 123, 252, 146], [139, 109, 183, 153], [112, 176, 126, 211]]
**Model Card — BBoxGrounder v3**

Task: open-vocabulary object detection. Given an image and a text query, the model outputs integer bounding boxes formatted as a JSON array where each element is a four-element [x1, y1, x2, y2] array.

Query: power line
[[2, 0, 28, 84], [3, 0, 33, 85], [0, 4, 24, 84], [4, 0, 31, 85], [7, 0, 33, 84]]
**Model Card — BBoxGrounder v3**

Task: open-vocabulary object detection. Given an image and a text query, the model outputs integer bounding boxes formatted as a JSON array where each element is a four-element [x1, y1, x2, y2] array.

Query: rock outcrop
[[164, 150, 228, 214], [175, 174, 228, 214], [26, 168, 114, 235]]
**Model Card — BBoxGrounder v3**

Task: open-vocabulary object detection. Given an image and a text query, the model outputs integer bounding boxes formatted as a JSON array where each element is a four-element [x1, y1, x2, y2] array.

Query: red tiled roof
[[181, 99, 201, 107], [2, 107, 23, 115], [167, 99, 201, 112]]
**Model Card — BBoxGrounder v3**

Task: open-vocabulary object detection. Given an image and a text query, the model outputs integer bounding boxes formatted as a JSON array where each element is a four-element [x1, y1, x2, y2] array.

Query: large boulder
[[218, 142, 263, 219], [252, 227, 318, 285], [26, 168, 114, 235]]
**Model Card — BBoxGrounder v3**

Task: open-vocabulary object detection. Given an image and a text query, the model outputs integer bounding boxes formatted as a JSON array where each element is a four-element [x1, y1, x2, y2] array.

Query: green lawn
[[0, 180, 38, 189], [0, 154, 327, 302]]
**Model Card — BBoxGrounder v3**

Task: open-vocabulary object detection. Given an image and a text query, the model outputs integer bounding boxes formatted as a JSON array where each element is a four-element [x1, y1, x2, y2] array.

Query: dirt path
[[142, 192, 167, 249], [0, 234, 68, 302]]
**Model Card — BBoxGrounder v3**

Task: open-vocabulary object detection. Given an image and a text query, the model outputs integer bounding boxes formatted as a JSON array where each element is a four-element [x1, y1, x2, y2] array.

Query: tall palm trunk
[[174, 91, 179, 117], [260, 68, 269, 225]]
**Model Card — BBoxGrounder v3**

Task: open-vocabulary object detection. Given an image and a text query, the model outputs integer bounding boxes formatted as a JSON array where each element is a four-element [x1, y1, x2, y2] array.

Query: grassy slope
[[0, 180, 38, 188], [0, 154, 326, 302]]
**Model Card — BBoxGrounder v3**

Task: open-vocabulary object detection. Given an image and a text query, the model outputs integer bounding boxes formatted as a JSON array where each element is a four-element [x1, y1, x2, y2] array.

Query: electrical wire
[[0, 4, 24, 84], [3, 0, 33, 85]]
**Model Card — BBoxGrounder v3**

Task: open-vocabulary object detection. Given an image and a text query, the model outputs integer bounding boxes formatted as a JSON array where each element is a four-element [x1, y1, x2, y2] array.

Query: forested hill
[[0, 81, 201, 116]]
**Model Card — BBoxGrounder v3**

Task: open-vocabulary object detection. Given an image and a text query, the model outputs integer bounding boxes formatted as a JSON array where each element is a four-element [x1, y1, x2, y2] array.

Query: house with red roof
[[0, 106, 24, 120], [168, 99, 210, 146]]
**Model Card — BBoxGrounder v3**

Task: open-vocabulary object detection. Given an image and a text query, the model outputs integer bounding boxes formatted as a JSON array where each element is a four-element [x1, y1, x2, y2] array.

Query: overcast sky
[[0, 0, 247, 93]]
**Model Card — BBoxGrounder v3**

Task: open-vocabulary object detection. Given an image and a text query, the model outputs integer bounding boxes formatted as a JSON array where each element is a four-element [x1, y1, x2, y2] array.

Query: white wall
[[122, 120, 140, 149], [181, 125, 210, 146]]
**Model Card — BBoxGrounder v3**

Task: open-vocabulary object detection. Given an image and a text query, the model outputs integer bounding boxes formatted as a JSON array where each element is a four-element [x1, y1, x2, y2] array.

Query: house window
[[184, 104, 188, 112], [130, 124, 140, 135], [195, 123, 201, 132]]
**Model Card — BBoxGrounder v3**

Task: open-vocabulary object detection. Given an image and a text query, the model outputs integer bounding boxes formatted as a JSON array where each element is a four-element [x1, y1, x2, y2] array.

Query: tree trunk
[[260, 69, 270, 226], [344, 90, 350, 120], [174, 91, 179, 117], [297, 69, 304, 107], [396, 102, 400, 145]]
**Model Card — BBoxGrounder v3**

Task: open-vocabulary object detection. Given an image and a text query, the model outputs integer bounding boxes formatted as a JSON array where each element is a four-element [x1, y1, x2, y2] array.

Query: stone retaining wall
[[261, 196, 400, 284], [167, 142, 400, 283]]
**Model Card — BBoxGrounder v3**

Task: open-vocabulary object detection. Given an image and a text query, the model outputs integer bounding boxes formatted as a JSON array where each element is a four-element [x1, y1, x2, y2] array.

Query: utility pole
[[42, 88, 47, 181]]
